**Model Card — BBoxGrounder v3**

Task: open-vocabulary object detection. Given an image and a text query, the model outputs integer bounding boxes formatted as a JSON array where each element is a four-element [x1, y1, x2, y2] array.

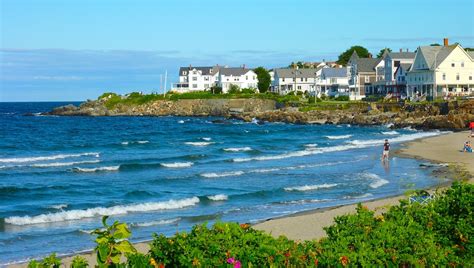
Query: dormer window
[[183, 71, 187, 75]]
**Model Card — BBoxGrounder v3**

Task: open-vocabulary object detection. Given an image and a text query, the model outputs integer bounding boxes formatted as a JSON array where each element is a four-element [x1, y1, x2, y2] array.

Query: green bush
[[228, 84, 241, 94], [210, 86, 223, 94], [70, 256, 88, 268], [240, 88, 256, 94], [334, 95, 350, 101]]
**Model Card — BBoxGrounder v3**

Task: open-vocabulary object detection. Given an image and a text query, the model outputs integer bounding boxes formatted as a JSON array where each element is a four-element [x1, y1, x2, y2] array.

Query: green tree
[[254, 67, 271, 93], [337, 46, 370, 65], [228, 84, 240, 94], [376, 48, 392, 58], [430, 43, 441, 46]]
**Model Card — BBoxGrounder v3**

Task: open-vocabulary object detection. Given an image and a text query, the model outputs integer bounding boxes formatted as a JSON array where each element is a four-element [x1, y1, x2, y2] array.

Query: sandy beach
[[8, 131, 473, 268]]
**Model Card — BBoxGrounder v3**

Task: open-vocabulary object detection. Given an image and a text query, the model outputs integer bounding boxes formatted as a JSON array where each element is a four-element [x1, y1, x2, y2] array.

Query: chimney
[[242, 64, 246, 69], [399, 48, 402, 53], [189, 64, 192, 69], [368, 53, 372, 58], [444, 38, 449, 47], [406, 48, 409, 52]]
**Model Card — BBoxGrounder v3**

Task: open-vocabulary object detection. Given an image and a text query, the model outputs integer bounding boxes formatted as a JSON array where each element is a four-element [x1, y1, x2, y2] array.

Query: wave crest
[[201, 171, 244, 178], [326, 135, 352, 140], [207, 194, 228, 201], [223, 147, 252, 152], [284, 183, 338, 192], [160, 162, 193, 168], [185, 142, 214, 146], [72, 166, 120, 173], [0, 152, 99, 163], [5, 197, 199, 225]]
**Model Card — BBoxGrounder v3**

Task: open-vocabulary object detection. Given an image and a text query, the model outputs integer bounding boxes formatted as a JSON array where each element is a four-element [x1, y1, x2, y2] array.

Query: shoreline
[[7, 131, 473, 267]]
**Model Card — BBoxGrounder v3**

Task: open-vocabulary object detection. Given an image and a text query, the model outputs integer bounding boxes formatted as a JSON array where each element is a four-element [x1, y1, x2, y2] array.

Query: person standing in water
[[382, 139, 390, 161]]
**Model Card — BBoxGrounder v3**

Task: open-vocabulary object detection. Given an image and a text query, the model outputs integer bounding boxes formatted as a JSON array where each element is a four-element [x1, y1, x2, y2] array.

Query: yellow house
[[407, 39, 474, 99]]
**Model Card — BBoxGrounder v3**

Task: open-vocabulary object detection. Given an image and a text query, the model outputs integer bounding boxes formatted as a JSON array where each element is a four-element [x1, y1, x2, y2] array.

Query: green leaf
[[113, 223, 131, 240], [97, 244, 109, 264], [101, 216, 109, 227], [115, 240, 137, 254]]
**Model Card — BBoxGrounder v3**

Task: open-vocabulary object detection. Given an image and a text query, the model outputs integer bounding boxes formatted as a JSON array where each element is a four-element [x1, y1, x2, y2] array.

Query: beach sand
[[8, 131, 473, 267]]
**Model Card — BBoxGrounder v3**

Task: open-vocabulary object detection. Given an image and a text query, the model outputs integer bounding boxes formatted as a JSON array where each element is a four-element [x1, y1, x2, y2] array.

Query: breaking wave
[[207, 194, 228, 201], [381, 131, 399, 135], [201, 137, 212, 141], [326, 135, 352, 140], [30, 160, 100, 168], [284, 183, 338, 192], [72, 166, 120, 173], [185, 142, 214, 146], [349, 131, 444, 146], [223, 147, 252, 152], [5, 197, 200, 225], [160, 162, 193, 168], [0, 152, 99, 163], [131, 218, 181, 227], [361, 173, 389, 189], [121, 141, 149, 145], [201, 171, 244, 178]]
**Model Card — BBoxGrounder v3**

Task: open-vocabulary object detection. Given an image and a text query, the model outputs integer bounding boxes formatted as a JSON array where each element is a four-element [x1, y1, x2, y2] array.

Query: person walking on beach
[[382, 139, 390, 161]]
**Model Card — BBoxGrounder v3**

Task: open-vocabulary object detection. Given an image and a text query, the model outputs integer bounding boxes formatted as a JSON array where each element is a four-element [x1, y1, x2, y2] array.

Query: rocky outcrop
[[231, 100, 474, 131], [46, 99, 474, 131], [46, 99, 277, 117]]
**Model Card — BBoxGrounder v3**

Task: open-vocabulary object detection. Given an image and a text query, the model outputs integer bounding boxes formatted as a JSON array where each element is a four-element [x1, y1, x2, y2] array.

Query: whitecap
[[381, 131, 399, 135], [131, 218, 181, 227], [5, 197, 200, 225], [49, 204, 68, 210], [207, 194, 228, 201], [284, 183, 338, 192], [361, 173, 389, 189], [201, 171, 244, 178], [178, 120, 185, 124], [72, 166, 120, 173], [122, 141, 149, 145], [202, 137, 212, 141], [185, 142, 214, 146], [0, 152, 100, 163], [325, 135, 352, 140], [160, 162, 193, 168], [30, 160, 100, 168], [385, 123, 394, 128], [348, 131, 445, 147], [304, 144, 318, 148], [223, 147, 252, 152]]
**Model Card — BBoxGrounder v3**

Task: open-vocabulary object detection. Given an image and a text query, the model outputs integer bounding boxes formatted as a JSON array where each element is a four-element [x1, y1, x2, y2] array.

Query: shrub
[[334, 95, 350, 101], [92, 216, 137, 265], [210, 86, 223, 94], [28, 253, 61, 268], [228, 84, 241, 94], [240, 88, 256, 94], [70, 256, 88, 268]]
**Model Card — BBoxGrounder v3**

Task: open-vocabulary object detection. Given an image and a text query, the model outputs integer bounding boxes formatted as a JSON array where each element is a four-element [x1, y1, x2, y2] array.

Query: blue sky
[[1, 0, 473, 101]]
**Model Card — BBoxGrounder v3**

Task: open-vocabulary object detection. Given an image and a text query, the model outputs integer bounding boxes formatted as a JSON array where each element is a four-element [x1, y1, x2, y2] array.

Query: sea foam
[[223, 147, 252, 152], [185, 142, 214, 146], [160, 162, 193, 168], [207, 194, 228, 201], [30, 160, 100, 168], [381, 131, 399, 135], [325, 135, 352, 140], [361, 173, 389, 189], [284, 183, 338, 192], [132, 218, 180, 227], [5, 197, 200, 225], [72, 166, 120, 173], [0, 152, 99, 163], [201, 171, 244, 178]]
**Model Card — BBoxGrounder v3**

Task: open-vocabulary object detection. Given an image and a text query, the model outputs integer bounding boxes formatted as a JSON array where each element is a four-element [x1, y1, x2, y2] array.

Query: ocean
[[0, 102, 447, 265]]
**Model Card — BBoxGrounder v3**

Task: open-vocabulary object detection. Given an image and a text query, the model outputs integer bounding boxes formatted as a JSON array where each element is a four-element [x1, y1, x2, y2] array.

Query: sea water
[[0, 102, 448, 265]]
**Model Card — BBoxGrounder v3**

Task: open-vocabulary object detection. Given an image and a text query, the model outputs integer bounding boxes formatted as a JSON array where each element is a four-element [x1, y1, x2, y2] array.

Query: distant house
[[174, 66, 220, 92], [219, 67, 258, 92], [317, 67, 350, 97], [348, 52, 381, 100], [392, 63, 412, 97], [406, 38, 474, 99], [272, 67, 326, 95]]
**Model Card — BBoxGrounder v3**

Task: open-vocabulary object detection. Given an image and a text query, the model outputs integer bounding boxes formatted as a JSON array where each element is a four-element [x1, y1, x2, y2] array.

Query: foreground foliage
[[28, 182, 473, 267]]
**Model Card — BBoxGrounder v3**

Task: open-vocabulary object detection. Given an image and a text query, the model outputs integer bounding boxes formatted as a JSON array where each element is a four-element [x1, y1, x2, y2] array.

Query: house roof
[[274, 67, 323, 78], [417, 45, 457, 70], [387, 52, 416, 59], [219, 67, 252, 76], [355, 58, 380, 73], [467, 51, 474, 60], [395, 63, 412, 74], [321, 67, 348, 78], [179, 66, 219, 76]]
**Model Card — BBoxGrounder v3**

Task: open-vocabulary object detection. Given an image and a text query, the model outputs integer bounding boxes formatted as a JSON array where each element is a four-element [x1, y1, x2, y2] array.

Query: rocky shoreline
[[45, 98, 474, 130]]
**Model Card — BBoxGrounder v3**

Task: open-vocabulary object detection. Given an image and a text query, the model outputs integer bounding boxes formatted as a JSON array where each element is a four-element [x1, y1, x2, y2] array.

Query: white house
[[219, 67, 258, 92], [174, 66, 220, 92], [317, 67, 350, 97], [406, 39, 474, 100], [272, 67, 326, 95]]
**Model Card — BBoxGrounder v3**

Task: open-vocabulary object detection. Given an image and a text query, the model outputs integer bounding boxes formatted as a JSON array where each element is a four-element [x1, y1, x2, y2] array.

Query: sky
[[1, 0, 473, 101]]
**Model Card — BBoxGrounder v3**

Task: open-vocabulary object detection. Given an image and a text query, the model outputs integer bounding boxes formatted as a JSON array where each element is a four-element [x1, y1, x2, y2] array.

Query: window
[[253, 76, 256, 80], [297, 86, 302, 90], [192, 77, 197, 81], [246, 76, 248, 80], [365, 76, 370, 83], [193, 71, 197, 74], [204, 77, 209, 81], [330, 78, 337, 84], [192, 84, 198, 88], [442, 73, 446, 80], [293, 78, 296, 82], [456, 74, 460, 81], [183, 71, 187, 75], [469, 76, 472, 80], [394, 61, 400, 67], [461, 62, 465, 67], [451, 63, 455, 67], [282, 78, 285, 82]]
